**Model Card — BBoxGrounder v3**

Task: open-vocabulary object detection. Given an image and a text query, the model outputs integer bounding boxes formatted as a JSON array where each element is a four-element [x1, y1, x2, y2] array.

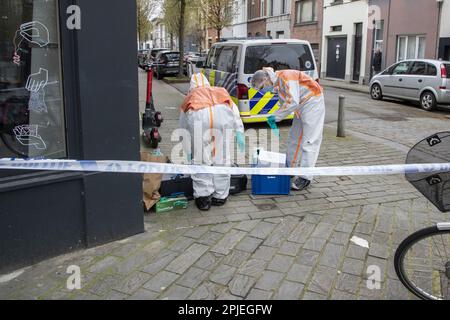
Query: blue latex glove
[[267, 115, 280, 137], [236, 131, 245, 152]]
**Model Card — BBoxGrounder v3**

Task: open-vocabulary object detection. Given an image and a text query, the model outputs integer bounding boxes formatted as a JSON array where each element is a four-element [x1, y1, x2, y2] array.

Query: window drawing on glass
[[0, 0, 66, 159]]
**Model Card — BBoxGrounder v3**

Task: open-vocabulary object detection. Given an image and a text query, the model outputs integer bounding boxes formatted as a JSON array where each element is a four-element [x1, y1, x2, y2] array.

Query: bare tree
[[201, 0, 236, 41], [163, 0, 199, 75], [136, 0, 156, 47]]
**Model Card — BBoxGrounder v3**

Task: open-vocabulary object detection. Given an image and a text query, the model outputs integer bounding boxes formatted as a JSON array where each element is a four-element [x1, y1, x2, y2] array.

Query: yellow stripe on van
[[250, 92, 276, 115], [248, 87, 259, 100], [209, 70, 215, 86]]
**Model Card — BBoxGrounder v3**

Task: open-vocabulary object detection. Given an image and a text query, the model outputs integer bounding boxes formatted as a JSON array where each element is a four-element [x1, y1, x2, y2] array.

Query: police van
[[197, 39, 319, 123]]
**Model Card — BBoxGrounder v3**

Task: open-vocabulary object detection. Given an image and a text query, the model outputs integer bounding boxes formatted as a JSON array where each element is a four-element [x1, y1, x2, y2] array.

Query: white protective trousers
[[286, 96, 326, 181], [181, 104, 239, 199]]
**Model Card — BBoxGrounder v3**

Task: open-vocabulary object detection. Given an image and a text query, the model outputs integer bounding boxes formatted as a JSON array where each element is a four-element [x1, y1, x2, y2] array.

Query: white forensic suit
[[269, 69, 326, 181], [179, 73, 245, 199]]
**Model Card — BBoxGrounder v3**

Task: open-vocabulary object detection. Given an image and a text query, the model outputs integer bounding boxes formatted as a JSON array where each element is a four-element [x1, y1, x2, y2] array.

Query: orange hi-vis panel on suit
[[180, 73, 244, 199], [269, 69, 326, 181], [180, 86, 234, 112]]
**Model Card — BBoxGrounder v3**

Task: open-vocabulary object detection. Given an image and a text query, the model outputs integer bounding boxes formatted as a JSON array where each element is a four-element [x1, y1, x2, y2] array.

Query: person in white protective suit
[[251, 67, 325, 191], [180, 73, 245, 211]]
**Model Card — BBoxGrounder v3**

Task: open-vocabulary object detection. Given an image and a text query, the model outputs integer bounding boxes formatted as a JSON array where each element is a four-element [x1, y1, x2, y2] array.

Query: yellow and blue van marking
[[200, 69, 293, 122]]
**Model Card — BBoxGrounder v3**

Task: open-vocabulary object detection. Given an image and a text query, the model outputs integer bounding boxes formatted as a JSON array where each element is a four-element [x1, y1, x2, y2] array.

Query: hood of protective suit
[[262, 67, 278, 84], [189, 73, 210, 92]]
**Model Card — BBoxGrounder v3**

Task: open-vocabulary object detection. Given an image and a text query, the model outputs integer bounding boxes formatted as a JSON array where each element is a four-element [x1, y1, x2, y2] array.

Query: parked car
[[138, 49, 149, 68], [150, 48, 169, 61], [196, 39, 318, 123], [185, 52, 207, 77], [153, 51, 181, 79], [370, 59, 450, 111]]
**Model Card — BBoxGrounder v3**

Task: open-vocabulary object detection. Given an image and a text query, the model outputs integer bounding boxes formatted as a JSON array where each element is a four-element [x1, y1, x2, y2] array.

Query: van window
[[244, 44, 315, 74], [215, 46, 238, 73], [206, 46, 221, 69]]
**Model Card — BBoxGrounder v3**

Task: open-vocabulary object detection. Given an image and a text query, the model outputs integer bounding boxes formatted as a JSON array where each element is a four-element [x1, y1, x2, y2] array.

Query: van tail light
[[237, 83, 249, 100], [441, 64, 447, 78]]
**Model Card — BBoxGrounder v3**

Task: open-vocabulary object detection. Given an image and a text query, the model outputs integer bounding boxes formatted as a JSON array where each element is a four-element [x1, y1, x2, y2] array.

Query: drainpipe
[[436, 0, 443, 59], [385, 0, 391, 64]]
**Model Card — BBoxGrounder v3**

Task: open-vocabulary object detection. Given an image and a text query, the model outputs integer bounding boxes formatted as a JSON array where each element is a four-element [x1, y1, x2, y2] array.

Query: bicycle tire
[[0, 132, 28, 157], [394, 225, 450, 300]]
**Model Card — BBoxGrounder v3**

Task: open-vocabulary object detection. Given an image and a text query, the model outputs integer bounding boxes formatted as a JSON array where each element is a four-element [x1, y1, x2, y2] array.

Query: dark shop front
[[0, 0, 143, 273]]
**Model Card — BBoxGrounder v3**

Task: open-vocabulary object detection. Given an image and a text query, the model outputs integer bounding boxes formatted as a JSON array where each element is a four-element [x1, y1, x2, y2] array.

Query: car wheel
[[370, 84, 383, 100], [420, 91, 437, 111]]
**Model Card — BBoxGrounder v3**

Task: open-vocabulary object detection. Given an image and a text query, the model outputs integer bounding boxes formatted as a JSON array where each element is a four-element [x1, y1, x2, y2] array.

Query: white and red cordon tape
[[0, 158, 450, 176]]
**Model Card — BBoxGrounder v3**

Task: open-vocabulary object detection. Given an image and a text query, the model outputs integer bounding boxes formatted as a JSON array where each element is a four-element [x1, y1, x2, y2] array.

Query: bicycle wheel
[[395, 224, 450, 300]]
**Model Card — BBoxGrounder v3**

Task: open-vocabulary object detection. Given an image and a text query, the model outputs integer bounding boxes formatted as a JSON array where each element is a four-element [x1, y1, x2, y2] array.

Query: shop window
[[0, 0, 66, 159]]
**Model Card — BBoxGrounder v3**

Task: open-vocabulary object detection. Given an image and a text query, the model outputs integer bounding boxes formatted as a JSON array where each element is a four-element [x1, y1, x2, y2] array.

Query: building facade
[[266, 0, 292, 39], [321, 0, 369, 84], [364, 0, 442, 80], [0, 0, 143, 273], [291, 0, 323, 71], [438, 0, 450, 60], [151, 19, 177, 50], [247, 0, 267, 36], [222, 0, 248, 39]]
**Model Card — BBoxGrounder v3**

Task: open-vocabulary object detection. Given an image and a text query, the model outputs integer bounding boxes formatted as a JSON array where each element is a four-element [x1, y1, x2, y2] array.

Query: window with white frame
[[295, 0, 317, 24], [281, 0, 288, 14], [397, 35, 426, 61], [374, 20, 384, 52], [268, 0, 274, 16]]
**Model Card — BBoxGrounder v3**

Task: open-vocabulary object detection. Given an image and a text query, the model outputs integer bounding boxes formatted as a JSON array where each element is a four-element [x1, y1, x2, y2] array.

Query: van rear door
[[242, 43, 317, 119]]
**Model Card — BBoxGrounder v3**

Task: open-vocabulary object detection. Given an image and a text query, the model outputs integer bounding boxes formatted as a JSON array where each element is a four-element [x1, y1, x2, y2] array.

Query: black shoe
[[195, 196, 212, 211], [212, 197, 228, 206], [291, 177, 311, 191]]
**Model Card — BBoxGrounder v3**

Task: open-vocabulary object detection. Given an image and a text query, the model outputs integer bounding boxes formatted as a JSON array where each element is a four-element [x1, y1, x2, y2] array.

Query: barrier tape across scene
[[0, 158, 450, 176]]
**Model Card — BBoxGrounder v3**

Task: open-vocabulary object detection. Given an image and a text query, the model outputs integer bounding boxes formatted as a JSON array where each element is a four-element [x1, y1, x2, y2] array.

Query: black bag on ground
[[159, 174, 194, 200], [230, 174, 248, 195], [229, 164, 248, 195]]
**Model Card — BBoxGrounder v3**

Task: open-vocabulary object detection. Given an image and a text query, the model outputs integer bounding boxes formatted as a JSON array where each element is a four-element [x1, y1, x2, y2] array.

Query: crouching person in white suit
[[179, 73, 245, 211]]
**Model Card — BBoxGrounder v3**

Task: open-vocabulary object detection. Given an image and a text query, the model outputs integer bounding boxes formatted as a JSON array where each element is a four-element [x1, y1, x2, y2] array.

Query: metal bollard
[[337, 95, 346, 138]]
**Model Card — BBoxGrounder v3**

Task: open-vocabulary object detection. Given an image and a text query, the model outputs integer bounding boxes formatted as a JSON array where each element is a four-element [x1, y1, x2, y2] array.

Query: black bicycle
[[394, 132, 450, 300]]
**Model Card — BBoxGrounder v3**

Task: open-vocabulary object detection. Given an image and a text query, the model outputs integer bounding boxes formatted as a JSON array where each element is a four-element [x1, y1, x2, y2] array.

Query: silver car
[[370, 59, 450, 111]]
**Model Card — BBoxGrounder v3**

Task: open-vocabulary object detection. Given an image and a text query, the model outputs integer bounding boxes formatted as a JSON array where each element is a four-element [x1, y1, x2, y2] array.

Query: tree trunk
[[178, 0, 186, 77], [217, 28, 221, 42]]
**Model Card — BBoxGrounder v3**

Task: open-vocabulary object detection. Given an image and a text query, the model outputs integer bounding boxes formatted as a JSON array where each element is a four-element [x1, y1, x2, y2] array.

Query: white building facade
[[151, 20, 177, 49], [321, 0, 369, 84], [222, 0, 248, 38], [438, 0, 450, 60], [266, 0, 291, 39]]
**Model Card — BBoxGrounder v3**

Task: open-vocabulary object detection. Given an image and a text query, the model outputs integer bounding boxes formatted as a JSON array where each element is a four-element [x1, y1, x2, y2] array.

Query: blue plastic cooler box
[[251, 174, 291, 195]]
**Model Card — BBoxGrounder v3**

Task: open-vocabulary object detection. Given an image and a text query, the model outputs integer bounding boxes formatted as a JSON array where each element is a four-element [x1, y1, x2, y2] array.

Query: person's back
[[180, 86, 233, 112], [179, 73, 245, 211]]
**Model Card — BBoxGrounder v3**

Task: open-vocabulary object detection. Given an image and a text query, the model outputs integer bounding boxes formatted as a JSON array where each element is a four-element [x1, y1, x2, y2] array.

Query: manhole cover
[[255, 203, 278, 211]]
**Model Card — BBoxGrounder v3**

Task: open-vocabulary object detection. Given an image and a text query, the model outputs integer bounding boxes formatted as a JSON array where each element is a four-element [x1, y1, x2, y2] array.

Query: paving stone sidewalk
[[1, 73, 449, 300]]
